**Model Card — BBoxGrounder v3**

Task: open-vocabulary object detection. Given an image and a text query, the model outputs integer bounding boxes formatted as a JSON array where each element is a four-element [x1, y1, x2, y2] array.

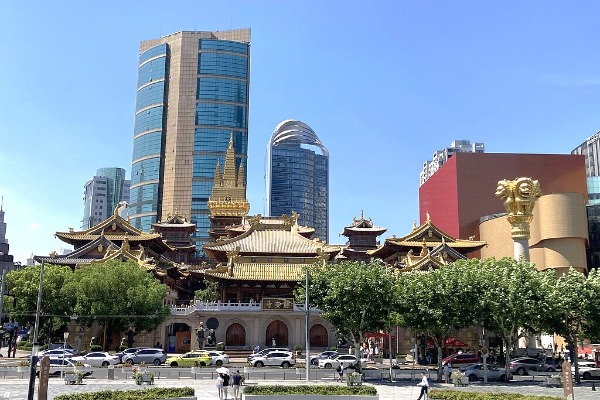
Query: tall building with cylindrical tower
[[266, 120, 329, 242], [129, 29, 250, 260]]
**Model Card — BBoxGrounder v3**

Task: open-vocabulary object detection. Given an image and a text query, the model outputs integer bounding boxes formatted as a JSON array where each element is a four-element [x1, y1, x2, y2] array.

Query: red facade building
[[419, 152, 587, 242]]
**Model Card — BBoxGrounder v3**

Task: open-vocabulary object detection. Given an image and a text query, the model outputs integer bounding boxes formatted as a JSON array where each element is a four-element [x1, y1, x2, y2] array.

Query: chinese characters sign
[[262, 298, 294, 311]]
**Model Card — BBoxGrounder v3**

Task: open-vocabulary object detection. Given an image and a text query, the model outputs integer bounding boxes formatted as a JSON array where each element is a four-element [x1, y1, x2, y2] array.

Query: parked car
[[71, 352, 119, 367], [40, 349, 77, 358], [573, 361, 600, 380], [509, 357, 551, 375], [310, 351, 340, 365], [36, 358, 93, 377], [249, 350, 295, 368], [442, 353, 480, 366], [47, 343, 75, 351], [166, 351, 212, 367], [206, 350, 230, 366], [115, 347, 150, 363], [247, 347, 290, 362], [318, 354, 367, 370], [122, 348, 167, 366], [461, 363, 510, 381]]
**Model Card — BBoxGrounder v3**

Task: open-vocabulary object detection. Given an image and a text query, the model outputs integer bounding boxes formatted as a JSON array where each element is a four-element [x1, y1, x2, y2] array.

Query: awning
[[578, 345, 593, 355]]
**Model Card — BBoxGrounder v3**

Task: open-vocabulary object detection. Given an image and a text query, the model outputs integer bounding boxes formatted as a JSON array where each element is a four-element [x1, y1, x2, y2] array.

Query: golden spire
[[223, 133, 237, 187], [214, 162, 222, 187]]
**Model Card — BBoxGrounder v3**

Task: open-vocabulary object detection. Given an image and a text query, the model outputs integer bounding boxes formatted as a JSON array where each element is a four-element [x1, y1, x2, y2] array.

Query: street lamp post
[[305, 265, 310, 382], [27, 254, 51, 400], [61, 331, 69, 379]]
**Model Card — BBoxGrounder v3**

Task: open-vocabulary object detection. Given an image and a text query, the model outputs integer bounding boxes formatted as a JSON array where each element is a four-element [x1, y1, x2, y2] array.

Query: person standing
[[232, 370, 243, 400], [336, 363, 344, 382], [444, 362, 452, 383], [216, 373, 224, 400], [416, 371, 429, 400], [272, 337, 276, 347]]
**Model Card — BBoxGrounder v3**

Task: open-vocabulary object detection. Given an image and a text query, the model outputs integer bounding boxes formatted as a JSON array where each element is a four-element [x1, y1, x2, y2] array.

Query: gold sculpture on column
[[495, 177, 542, 239]]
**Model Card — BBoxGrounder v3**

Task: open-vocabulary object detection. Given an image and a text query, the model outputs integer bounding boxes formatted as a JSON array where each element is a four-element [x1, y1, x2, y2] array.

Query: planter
[[63, 373, 83, 385], [546, 376, 562, 387], [346, 373, 363, 386], [243, 396, 377, 400], [134, 371, 155, 385]]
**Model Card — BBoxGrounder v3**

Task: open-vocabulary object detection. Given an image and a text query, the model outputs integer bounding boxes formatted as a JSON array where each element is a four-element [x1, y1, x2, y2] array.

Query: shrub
[[294, 344, 304, 352], [429, 389, 562, 400], [53, 387, 195, 400], [215, 342, 225, 351], [89, 345, 102, 352], [243, 385, 377, 396]]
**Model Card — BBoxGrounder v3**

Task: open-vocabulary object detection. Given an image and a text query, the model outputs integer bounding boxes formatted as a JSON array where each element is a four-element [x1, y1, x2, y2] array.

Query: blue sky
[[1, 1, 599, 264]]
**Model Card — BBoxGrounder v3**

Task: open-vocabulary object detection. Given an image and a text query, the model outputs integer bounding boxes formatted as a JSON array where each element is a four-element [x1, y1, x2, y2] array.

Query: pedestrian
[[216, 373, 224, 400], [336, 363, 344, 382], [222, 372, 230, 400], [444, 362, 452, 383], [416, 371, 429, 400], [232, 370, 243, 400], [272, 337, 276, 346]]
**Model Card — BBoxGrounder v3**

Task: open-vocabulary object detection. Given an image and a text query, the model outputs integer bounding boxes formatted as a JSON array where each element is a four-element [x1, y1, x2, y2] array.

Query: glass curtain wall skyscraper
[[266, 120, 329, 242], [129, 29, 250, 259]]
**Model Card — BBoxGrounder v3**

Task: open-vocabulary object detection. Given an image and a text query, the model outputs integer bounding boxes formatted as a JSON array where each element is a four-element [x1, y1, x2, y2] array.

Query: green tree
[[62, 260, 170, 350], [194, 280, 221, 302], [469, 257, 553, 378], [540, 267, 600, 383], [6, 264, 76, 343], [397, 262, 483, 381], [299, 260, 397, 365]]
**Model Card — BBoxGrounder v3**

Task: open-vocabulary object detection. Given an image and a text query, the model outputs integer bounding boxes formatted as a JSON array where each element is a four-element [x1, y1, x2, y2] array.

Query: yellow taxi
[[166, 351, 212, 367]]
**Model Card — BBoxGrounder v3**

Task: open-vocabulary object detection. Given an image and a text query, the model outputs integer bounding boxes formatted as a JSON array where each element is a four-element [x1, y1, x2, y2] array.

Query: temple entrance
[[265, 320, 288, 347], [166, 323, 191, 353], [226, 323, 246, 348], [310, 324, 328, 348]]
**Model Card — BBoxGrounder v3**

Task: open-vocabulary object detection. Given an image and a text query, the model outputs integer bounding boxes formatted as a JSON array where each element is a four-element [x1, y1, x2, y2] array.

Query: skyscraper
[[419, 139, 485, 186], [81, 167, 130, 229], [129, 29, 250, 258], [572, 132, 600, 204], [266, 120, 329, 242]]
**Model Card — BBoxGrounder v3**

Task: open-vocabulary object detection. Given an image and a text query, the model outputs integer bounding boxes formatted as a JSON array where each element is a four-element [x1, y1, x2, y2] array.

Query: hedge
[[243, 385, 377, 396], [53, 387, 195, 400], [429, 389, 562, 400]]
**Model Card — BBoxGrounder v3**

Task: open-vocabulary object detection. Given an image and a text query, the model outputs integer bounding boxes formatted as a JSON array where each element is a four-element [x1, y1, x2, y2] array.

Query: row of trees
[[5, 260, 170, 349], [301, 258, 600, 382]]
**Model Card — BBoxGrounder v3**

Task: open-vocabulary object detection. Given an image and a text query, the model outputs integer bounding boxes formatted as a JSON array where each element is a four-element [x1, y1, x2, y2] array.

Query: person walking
[[222, 372, 230, 400], [416, 371, 429, 400], [336, 363, 344, 382], [216, 373, 224, 400], [443, 362, 452, 383], [232, 370, 243, 400]]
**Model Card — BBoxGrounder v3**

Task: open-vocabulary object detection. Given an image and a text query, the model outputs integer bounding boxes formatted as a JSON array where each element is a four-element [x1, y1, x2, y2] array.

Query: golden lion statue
[[495, 177, 541, 216]]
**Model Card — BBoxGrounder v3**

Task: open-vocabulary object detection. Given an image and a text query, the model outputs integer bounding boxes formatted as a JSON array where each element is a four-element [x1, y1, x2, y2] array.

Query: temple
[[337, 212, 386, 262], [368, 213, 486, 270]]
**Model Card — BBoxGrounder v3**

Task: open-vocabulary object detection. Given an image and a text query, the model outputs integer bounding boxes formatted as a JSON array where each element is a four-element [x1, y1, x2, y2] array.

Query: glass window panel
[[195, 103, 246, 128], [136, 82, 165, 111], [134, 106, 163, 135], [139, 44, 167, 65]]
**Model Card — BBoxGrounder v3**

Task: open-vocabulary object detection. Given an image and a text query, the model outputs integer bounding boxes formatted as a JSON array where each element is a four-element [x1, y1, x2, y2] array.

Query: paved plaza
[[0, 376, 598, 400]]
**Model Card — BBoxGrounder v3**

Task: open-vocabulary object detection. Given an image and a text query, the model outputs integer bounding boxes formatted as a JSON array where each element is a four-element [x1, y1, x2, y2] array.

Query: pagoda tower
[[208, 135, 250, 241]]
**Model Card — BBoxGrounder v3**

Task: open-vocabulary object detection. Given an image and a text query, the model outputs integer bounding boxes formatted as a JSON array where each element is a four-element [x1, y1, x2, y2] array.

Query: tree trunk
[[437, 345, 443, 382], [504, 338, 513, 381]]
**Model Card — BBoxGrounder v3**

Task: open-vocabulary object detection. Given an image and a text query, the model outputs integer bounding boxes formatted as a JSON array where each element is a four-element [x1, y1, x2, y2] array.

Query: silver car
[[122, 348, 167, 365], [461, 363, 509, 381]]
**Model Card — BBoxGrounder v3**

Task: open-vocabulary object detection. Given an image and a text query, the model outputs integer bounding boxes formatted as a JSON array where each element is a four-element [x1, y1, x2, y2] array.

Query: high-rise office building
[[81, 167, 130, 229], [0, 199, 15, 271], [266, 120, 329, 242], [572, 132, 600, 204], [419, 139, 485, 186], [129, 29, 250, 258]]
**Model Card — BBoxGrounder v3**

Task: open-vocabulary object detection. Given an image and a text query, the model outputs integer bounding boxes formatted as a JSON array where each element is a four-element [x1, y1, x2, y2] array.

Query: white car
[[206, 350, 230, 366], [318, 354, 367, 369], [37, 358, 93, 377], [572, 361, 600, 380], [249, 350, 295, 368], [71, 352, 120, 367]]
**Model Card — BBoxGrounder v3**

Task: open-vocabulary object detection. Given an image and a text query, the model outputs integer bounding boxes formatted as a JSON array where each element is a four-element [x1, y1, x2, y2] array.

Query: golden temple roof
[[203, 213, 340, 261], [205, 262, 308, 281]]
